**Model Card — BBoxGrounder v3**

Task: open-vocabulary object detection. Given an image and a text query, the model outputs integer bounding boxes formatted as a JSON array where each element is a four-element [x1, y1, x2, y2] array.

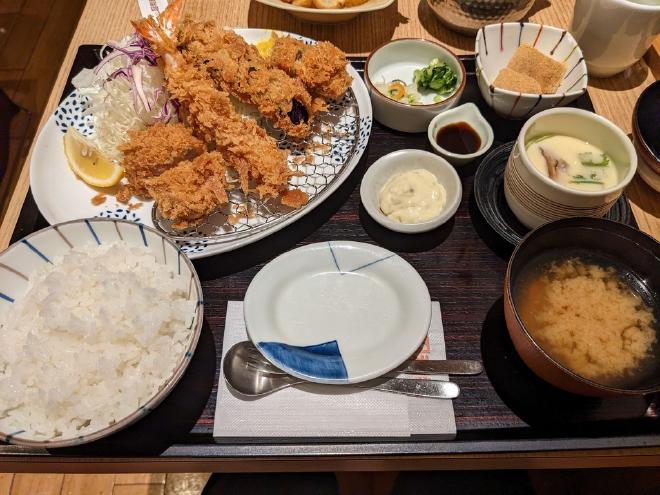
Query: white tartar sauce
[[378, 169, 446, 224]]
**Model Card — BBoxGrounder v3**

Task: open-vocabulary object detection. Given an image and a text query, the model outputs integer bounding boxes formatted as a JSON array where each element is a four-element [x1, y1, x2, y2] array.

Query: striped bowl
[[475, 23, 588, 119], [0, 219, 204, 447], [504, 108, 637, 230]]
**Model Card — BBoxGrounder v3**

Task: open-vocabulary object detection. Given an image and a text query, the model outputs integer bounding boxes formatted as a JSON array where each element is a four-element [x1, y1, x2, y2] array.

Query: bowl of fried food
[[255, 0, 395, 23], [504, 217, 660, 397], [475, 23, 588, 119]]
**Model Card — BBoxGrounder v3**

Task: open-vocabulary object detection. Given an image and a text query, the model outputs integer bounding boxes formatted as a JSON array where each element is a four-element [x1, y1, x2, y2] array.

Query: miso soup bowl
[[504, 217, 660, 397], [504, 108, 637, 230]]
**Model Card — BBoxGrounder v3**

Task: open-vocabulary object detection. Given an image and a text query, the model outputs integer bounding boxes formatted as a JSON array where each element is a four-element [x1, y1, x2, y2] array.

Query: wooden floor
[[0, 0, 85, 218], [0, 473, 211, 495]]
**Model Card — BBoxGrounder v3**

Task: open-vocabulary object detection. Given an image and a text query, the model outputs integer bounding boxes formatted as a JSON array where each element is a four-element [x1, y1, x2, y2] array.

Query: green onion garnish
[[413, 58, 458, 95], [525, 134, 553, 149], [579, 152, 610, 167]]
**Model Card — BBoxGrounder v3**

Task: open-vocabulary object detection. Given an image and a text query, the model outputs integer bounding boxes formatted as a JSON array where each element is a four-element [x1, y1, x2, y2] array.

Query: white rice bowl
[[0, 241, 198, 443]]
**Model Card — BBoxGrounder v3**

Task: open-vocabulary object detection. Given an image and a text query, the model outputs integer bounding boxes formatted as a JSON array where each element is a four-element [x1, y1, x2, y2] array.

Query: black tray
[[4, 46, 658, 460]]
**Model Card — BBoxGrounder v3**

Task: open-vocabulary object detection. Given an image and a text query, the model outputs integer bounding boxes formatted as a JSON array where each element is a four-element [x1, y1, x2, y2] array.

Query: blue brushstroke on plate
[[257, 340, 348, 380]]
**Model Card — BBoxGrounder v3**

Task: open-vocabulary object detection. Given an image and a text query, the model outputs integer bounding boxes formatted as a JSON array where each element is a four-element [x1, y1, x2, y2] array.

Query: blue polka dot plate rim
[[30, 28, 372, 260], [0, 218, 204, 447], [243, 241, 432, 385]]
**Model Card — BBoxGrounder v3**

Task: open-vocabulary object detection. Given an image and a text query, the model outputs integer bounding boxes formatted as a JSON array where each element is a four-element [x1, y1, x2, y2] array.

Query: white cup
[[570, 0, 660, 78]]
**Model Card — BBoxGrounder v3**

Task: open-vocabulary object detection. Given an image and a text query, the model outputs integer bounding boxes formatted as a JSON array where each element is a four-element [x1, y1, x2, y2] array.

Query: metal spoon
[[223, 341, 460, 399]]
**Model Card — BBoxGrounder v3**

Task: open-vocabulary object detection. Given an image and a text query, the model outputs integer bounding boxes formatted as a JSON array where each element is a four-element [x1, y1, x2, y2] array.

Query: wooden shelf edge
[[0, 448, 659, 473]]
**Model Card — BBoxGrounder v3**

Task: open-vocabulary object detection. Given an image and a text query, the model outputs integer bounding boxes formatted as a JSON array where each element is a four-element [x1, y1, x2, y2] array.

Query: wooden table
[[0, 0, 658, 472]]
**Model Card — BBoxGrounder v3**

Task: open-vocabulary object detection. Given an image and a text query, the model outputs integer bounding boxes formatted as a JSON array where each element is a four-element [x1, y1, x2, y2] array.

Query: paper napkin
[[213, 301, 456, 440]]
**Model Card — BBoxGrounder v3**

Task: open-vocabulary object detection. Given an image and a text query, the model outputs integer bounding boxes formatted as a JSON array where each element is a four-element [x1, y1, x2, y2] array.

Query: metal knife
[[355, 377, 460, 399]]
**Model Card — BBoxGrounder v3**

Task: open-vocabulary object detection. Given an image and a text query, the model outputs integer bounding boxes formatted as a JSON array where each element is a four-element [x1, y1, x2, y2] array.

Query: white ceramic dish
[[570, 0, 660, 78], [0, 218, 203, 447], [504, 108, 637, 229], [30, 28, 372, 260], [427, 103, 494, 166], [254, 0, 395, 23], [475, 23, 588, 119], [365, 39, 466, 133], [360, 149, 462, 233], [243, 241, 431, 384]]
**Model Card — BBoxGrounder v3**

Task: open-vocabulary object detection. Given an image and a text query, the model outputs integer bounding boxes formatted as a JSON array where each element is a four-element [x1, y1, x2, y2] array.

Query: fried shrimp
[[178, 21, 324, 138], [118, 122, 205, 197], [132, 0, 298, 200], [267, 35, 352, 100], [144, 151, 228, 229]]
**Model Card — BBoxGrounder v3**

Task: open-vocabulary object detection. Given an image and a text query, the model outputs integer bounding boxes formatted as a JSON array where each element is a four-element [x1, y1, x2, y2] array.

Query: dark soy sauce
[[435, 122, 481, 154]]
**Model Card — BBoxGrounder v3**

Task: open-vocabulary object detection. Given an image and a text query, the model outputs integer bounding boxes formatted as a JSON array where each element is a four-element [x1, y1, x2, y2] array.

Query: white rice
[[0, 242, 196, 441]]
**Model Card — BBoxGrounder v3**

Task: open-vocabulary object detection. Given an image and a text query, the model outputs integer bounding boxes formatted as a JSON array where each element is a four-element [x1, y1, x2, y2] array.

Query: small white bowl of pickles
[[360, 149, 462, 234], [365, 39, 466, 133], [504, 108, 637, 229]]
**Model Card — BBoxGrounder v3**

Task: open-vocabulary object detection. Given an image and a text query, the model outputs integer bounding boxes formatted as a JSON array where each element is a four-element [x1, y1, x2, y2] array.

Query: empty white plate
[[243, 241, 431, 384]]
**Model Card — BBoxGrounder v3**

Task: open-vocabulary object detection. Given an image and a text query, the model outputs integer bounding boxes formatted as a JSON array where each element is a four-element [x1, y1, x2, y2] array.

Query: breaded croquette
[[267, 35, 352, 100], [118, 122, 205, 197], [144, 152, 228, 229], [178, 20, 324, 138]]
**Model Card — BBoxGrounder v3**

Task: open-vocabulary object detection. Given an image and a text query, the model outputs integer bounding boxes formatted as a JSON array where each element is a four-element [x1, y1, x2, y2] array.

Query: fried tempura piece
[[178, 20, 323, 138], [268, 36, 352, 100], [280, 189, 309, 208], [132, 1, 302, 202], [119, 122, 205, 197], [165, 63, 293, 198], [144, 152, 228, 229]]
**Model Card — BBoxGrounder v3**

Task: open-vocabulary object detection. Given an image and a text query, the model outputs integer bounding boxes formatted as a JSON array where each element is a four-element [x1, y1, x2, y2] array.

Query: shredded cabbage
[[72, 34, 178, 162]]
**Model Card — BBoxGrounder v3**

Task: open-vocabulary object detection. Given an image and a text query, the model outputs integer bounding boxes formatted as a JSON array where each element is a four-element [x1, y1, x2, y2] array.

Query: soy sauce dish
[[360, 149, 462, 233], [427, 103, 494, 165], [365, 39, 466, 133]]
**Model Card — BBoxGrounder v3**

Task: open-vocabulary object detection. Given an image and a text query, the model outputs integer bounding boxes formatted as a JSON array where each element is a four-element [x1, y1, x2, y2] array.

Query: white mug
[[570, 0, 660, 78]]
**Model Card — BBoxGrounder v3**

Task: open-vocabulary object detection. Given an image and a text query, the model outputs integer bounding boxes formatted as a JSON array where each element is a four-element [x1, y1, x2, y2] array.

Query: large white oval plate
[[30, 28, 372, 259], [243, 241, 432, 384]]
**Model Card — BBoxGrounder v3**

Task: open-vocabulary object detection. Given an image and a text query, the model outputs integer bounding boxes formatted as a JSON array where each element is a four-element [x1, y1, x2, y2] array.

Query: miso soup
[[513, 252, 658, 388]]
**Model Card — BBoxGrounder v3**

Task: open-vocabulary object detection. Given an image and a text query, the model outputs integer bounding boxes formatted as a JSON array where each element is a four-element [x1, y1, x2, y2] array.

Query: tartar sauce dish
[[360, 149, 462, 234], [379, 169, 447, 224]]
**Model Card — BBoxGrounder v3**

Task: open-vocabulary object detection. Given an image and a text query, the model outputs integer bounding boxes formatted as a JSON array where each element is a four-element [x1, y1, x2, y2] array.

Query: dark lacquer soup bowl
[[504, 217, 660, 397]]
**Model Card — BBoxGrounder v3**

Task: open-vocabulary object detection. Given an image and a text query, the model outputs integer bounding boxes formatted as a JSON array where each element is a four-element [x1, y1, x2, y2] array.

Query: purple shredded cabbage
[[94, 32, 178, 124]]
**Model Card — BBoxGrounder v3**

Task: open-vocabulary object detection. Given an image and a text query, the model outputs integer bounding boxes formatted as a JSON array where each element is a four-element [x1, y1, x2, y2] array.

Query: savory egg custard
[[526, 134, 619, 191]]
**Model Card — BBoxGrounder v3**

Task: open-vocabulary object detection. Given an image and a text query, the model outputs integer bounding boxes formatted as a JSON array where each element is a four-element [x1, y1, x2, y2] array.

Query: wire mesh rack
[[153, 90, 362, 243]]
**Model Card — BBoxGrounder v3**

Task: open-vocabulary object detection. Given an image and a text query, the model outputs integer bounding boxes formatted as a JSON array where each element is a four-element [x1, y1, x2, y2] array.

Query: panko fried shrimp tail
[[132, 0, 302, 204]]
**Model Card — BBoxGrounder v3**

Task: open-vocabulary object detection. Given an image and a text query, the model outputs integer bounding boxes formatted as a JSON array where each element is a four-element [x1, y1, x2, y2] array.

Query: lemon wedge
[[63, 129, 123, 188], [255, 32, 276, 58]]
